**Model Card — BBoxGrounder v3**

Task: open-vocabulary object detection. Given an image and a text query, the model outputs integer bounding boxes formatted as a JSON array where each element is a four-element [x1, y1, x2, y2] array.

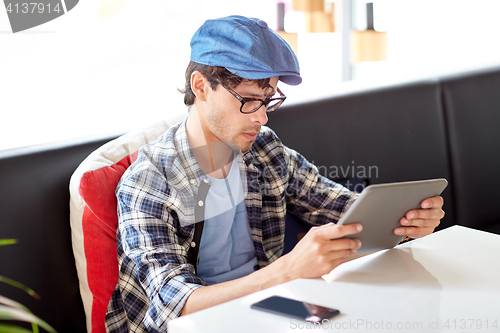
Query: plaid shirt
[[105, 119, 358, 332]]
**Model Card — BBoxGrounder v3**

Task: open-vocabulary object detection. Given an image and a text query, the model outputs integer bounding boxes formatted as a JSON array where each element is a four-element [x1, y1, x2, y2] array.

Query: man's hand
[[181, 223, 362, 316], [279, 223, 362, 280], [394, 196, 445, 239]]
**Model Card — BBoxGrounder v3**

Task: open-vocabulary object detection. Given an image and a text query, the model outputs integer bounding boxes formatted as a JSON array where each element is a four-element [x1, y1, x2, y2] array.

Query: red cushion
[[78, 151, 138, 333]]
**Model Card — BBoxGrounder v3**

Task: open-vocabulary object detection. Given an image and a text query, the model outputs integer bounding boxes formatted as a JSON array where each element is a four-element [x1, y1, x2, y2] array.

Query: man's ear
[[191, 71, 211, 102]]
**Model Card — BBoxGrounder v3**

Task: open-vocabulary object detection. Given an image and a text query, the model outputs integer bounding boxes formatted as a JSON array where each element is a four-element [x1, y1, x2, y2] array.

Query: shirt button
[[203, 178, 209, 184], [191, 241, 196, 247], [198, 200, 204, 207], [190, 179, 195, 184]]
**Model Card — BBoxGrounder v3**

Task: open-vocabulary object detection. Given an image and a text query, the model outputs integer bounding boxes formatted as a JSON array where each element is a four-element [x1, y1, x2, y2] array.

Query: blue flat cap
[[190, 15, 302, 85]]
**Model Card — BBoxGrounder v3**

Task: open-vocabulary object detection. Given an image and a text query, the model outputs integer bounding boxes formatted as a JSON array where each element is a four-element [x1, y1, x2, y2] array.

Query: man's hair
[[180, 61, 272, 106]]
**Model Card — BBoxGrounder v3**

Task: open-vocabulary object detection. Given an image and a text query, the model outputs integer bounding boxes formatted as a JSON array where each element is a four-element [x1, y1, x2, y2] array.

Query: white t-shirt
[[197, 153, 257, 285]]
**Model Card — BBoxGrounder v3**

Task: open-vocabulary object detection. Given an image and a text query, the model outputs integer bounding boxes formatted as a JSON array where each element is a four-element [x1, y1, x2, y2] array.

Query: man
[[105, 16, 444, 332]]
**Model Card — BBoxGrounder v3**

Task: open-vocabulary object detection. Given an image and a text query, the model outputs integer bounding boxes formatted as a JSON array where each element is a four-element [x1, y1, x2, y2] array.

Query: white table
[[168, 226, 500, 332]]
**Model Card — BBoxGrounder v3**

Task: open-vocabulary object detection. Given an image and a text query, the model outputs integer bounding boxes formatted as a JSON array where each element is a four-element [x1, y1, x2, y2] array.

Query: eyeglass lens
[[241, 99, 283, 113]]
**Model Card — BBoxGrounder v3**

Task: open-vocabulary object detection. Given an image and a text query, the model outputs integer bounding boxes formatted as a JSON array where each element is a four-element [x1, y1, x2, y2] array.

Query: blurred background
[[1, 0, 499, 151]]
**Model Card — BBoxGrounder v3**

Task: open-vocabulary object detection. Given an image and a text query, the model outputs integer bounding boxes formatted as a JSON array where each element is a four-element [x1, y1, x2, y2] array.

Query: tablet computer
[[337, 178, 448, 253]]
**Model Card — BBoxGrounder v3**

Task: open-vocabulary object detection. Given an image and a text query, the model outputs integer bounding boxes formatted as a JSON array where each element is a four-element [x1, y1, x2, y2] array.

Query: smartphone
[[250, 296, 340, 323]]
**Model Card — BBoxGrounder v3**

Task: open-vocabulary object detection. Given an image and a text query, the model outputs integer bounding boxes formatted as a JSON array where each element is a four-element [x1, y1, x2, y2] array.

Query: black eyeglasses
[[215, 79, 287, 114]]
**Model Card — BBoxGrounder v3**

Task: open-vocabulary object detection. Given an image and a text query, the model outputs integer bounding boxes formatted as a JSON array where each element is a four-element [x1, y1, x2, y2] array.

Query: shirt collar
[[173, 117, 257, 182], [172, 118, 209, 185]]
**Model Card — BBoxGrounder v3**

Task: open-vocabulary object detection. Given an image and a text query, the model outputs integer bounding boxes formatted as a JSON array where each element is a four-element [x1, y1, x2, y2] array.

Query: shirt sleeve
[[115, 164, 206, 332], [282, 144, 359, 226]]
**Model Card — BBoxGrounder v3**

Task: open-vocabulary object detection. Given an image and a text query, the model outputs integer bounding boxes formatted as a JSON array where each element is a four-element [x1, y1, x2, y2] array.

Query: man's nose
[[250, 104, 268, 126]]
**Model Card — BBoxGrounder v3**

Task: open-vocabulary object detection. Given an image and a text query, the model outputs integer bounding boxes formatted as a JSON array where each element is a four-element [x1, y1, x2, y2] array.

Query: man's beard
[[206, 106, 260, 153]]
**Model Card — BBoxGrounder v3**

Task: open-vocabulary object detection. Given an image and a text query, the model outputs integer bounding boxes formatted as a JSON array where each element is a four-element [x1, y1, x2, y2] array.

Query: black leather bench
[[0, 136, 116, 332], [269, 79, 455, 229], [440, 67, 500, 234]]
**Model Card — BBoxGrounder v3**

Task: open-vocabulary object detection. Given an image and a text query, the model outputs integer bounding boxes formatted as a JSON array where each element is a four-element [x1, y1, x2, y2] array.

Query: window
[[1, 0, 499, 151]]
